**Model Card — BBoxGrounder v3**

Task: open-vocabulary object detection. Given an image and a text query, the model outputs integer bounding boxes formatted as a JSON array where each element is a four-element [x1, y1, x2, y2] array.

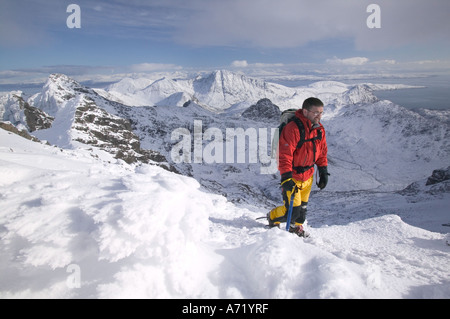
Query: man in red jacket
[[268, 97, 329, 237]]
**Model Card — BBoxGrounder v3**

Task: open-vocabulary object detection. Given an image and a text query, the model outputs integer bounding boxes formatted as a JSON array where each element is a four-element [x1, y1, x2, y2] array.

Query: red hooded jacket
[[278, 109, 328, 181]]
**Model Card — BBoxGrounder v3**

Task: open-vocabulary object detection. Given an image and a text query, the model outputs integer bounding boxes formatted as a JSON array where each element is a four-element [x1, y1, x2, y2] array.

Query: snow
[[0, 128, 449, 299], [0, 71, 449, 300], [101, 70, 322, 112]]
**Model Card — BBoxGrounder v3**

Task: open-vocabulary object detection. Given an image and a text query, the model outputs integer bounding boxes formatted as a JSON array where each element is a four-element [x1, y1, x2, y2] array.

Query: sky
[[1, 0, 450, 85]]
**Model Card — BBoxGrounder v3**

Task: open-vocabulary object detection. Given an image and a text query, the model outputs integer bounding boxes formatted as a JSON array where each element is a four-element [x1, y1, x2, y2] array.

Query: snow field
[[1, 129, 449, 299]]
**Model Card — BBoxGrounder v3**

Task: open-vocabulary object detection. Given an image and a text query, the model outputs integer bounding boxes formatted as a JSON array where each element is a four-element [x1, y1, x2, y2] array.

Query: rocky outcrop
[[426, 167, 450, 186], [0, 92, 54, 132], [72, 95, 176, 170], [241, 98, 281, 122], [401, 166, 450, 195], [0, 121, 42, 143], [16, 94, 54, 132]]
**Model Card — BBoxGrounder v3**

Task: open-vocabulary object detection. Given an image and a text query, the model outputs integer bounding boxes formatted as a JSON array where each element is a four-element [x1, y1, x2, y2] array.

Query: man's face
[[303, 105, 324, 125]]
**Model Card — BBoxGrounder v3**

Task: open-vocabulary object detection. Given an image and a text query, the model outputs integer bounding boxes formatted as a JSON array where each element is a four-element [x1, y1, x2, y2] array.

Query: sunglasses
[[306, 109, 324, 116]]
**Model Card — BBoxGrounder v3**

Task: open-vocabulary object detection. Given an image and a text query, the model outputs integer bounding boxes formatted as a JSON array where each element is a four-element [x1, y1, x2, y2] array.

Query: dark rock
[[241, 98, 281, 122], [426, 167, 450, 185]]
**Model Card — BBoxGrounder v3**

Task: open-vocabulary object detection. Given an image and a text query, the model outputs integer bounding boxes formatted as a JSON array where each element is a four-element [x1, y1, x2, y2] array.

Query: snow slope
[[0, 128, 449, 299]]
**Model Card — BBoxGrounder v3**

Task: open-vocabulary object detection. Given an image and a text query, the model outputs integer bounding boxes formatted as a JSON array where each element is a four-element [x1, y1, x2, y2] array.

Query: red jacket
[[278, 109, 328, 181]]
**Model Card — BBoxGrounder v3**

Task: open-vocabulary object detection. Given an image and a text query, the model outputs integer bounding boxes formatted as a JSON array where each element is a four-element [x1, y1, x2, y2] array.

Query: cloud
[[372, 60, 396, 65], [130, 63, 183, 72], [173, 0, 450, 52], [174, 0, 362, 48], [230, 61, 286, 69], [326, 57, 369, 66], [230, 60, 249, 68], [2, 0, 449, 55]]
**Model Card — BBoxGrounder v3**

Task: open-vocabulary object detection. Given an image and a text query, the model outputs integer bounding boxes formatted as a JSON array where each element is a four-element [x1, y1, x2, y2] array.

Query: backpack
[[271, 108, 322, 174]]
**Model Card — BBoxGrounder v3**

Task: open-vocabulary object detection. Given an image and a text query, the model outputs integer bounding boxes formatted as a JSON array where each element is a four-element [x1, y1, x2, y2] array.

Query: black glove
[[317, 166, 330, 190], [281, 172, 296, 193]]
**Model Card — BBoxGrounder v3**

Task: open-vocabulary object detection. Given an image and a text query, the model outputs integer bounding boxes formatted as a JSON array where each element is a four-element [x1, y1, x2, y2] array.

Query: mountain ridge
[[1, 71, 449, 199], [1, 74, 174, 170]]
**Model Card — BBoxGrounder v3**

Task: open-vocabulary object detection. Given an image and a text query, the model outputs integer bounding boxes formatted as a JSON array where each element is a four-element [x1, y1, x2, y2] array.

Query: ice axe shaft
[[285, 186, 297, 231]]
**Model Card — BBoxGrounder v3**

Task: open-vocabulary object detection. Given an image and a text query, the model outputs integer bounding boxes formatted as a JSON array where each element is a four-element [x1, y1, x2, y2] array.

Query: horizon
[[1, 69, 449, 111]]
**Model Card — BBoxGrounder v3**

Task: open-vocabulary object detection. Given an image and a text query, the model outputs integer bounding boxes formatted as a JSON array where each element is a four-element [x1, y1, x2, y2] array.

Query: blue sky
[[1, 0, 450, 84]]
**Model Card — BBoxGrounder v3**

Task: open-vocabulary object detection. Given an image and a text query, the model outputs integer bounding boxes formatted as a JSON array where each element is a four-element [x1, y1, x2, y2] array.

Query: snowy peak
[[10, 74, 174, 169], [104, 70, 273, 111], [142, 77, 192, 106], [192, 69, 265, 94], [192, 70, 268, 111], [107, 77, 155, 95], [342, 84, 378, 105], [105, 76, 192, 107], [47, 73, 82, 90], [28, 73, 95, 115]]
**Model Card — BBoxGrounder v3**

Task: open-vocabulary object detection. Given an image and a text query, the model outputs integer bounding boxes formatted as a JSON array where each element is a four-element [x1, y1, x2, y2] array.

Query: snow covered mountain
[[0, 70, 449, 299], [5, 74, 173, 170], [101, 69, 325, 112]]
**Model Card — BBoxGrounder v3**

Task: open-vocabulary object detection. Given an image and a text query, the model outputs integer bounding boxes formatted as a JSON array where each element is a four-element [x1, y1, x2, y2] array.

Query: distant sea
[[1, 74, 449, 111], [272, 74, 450, 111]]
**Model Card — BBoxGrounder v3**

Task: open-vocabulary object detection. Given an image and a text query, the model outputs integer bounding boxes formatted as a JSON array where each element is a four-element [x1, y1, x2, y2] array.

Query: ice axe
[[285, 186, 298, 231]]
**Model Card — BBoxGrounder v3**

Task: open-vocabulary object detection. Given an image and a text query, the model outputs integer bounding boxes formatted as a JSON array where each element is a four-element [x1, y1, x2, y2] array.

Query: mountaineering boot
[[266, 212, 280, 228], [289, 224, 310, 238]]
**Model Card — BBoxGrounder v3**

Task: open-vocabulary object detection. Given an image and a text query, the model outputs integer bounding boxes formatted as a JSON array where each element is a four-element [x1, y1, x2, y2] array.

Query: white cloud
[[372, 60, 396, 65], [231, 61, 286, 69], [231, 60, 248, 68], [326, 57, 369, 66]]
